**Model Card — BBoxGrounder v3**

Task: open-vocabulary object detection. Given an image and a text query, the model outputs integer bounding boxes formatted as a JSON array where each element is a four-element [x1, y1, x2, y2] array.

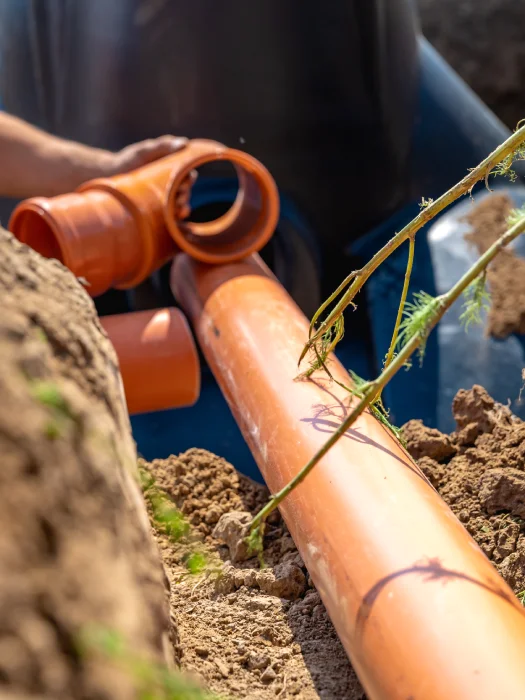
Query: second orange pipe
[[172, 253, 525, 700], [100, 307, 200, 415]]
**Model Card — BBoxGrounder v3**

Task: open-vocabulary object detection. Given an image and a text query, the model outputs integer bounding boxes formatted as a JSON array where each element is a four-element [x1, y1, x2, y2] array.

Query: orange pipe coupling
[[9, 139, 279, 297], [171, 253, 525, 700], [100, 307, 200, 415]]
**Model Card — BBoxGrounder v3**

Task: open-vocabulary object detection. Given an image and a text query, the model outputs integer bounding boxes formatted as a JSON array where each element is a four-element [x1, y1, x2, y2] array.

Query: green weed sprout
[[247, 124, 525, 552], [79, 626, 223, 700], [139, 466, 215, 577]]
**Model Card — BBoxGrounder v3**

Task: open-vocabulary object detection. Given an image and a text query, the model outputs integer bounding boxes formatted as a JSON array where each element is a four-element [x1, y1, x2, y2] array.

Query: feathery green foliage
[[459, 273, 491, 331], [489, 142, 525, 183], [507, 203, 525, 227], [397, 291, 441, 364], [348, 371, 402, 441]]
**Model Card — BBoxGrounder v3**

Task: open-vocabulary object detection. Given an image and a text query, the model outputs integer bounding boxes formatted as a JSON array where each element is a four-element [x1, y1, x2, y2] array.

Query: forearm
[[0, 113, 114, 198]]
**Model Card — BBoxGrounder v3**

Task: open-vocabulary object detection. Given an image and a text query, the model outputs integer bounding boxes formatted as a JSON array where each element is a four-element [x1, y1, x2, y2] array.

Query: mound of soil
[[144, 449, 365, 700], [403, 384, 525, 593], [465, 192, 525, 339], [0, 229, 173, 699]]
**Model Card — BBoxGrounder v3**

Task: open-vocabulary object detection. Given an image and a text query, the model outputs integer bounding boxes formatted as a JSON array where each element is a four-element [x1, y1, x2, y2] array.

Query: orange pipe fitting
[[9, 139, 279, 297], [172, 253, 525, 700], [100, 308, 200, 415]]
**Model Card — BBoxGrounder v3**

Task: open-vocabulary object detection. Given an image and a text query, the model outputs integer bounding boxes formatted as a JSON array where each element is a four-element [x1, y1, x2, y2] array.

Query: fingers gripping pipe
[[9, 139, 279, 297], [171, 253, 525, 700]]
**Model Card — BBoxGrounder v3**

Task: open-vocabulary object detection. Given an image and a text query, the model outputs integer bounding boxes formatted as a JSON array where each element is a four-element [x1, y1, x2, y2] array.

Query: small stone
[[213, 511, 252, 563], [205, 506, 222, 525], [214, 658, 230, 678], [257, 562, 306, 600], [247, 652, 271, 670], [243, 569, 258, 588], [261, 667, 277, 683], [245, 595, 274, 611], [195, 646, 209, 658]]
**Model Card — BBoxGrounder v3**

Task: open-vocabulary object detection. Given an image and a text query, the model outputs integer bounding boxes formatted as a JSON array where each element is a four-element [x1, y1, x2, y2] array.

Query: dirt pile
[[145, 449, 365, 700], [0, 229, 173, 699], [403, 384, 525, 593], [465, 192, 525, 339]]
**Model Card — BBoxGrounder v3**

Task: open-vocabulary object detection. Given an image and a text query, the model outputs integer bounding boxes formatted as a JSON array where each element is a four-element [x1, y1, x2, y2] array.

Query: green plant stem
[[251, 214, 525, 533], [307, 270, 359, 337], [301, 124, 525, 363], [384, 235, 415, 368]]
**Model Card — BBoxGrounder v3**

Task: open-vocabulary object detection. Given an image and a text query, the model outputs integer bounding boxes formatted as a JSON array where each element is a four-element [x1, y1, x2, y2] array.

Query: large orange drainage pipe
[[172, 253, 525, 700]]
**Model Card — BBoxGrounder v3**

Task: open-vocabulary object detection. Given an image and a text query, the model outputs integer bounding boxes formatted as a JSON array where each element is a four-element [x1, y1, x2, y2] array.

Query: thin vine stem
[[300, 123, 525, 364], [307, 270, 359, 337], [384, 235, 415, 369], [250, 213, 525, 534]]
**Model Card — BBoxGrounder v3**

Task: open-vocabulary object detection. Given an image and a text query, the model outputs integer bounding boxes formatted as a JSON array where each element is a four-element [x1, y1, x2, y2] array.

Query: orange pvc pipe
[[9, 139, 279, 297], [100, 308, 200, 415], [172, 253, 525, 700]]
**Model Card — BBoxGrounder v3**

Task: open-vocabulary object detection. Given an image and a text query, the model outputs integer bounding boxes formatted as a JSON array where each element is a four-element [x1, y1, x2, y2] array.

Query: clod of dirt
[[213, 512, 252, 563], [403, 384, 525, 590], [401, 420, 456, 461], [479, 469, 525, 519], [464, 193, 525, 339], [256, 562, 306, 600], [453, 383, 515, 444], [145, 449, 366, 700]]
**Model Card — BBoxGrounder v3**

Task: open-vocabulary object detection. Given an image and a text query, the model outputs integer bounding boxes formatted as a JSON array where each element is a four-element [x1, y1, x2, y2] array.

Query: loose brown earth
[[4, 224, 525, 699], [465, 192, 525, 339], [404, 385, 525, 594], [144, 383, 525, 699], [143, 450, 365, 700]]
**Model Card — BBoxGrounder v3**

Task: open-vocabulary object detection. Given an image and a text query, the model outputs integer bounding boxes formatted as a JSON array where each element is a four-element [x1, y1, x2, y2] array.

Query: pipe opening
[[12, 210, 65, 262], [184, 161, 239, 229], [165, 150, 278, 264], [173, 159, 261, 246]]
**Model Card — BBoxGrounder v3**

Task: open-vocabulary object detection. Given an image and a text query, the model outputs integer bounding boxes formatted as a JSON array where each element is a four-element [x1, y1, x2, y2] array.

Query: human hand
[[102, 135, 190, 175], [94, 135, 196, 219]]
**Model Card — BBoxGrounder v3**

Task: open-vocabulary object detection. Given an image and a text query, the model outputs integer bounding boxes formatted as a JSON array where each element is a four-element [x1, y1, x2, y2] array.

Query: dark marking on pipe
[[355, 556, 521, 636]]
